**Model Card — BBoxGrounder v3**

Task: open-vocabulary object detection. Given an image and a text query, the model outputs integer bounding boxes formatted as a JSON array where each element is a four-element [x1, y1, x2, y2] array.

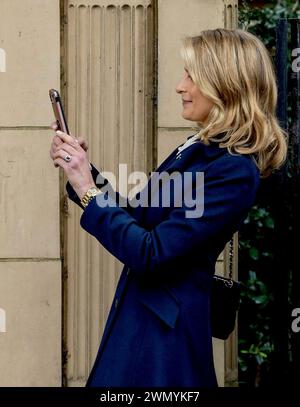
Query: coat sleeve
[[79, 155, 260, 275], [66, 163, 134, 213]]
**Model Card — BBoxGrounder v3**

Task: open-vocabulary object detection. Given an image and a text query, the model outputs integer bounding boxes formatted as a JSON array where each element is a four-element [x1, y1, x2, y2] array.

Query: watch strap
[[80, 187, 101, 208]]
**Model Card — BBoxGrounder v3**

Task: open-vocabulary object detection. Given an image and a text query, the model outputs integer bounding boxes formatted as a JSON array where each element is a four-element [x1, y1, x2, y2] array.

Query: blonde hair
[[181, 28, 288, 178]]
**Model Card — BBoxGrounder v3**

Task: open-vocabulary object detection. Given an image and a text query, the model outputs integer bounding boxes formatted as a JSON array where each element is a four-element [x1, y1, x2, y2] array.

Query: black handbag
[[211, 237, 242, 340]]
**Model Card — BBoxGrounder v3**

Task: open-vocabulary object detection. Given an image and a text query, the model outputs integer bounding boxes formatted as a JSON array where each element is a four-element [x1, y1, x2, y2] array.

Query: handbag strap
[[229, 237, 234, 280]]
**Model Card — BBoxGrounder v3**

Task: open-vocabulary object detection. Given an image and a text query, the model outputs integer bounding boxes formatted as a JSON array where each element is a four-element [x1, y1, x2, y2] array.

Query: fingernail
[[56, 130, 62, 135]]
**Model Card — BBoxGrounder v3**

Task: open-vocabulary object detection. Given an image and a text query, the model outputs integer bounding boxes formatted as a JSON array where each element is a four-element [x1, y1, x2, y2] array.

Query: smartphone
[[49, 89, 70, 134]]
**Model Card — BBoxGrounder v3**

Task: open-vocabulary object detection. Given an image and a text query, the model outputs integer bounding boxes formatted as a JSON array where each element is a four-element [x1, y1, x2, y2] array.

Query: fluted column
[[64, 0, 154, 386]]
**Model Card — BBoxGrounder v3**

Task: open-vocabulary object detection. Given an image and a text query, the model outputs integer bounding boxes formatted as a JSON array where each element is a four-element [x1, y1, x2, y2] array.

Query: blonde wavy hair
[[181, 28, 288, 178]]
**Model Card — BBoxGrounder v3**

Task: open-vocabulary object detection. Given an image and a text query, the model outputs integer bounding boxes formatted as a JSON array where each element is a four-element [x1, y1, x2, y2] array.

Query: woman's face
[[176, 69, 214, 124]]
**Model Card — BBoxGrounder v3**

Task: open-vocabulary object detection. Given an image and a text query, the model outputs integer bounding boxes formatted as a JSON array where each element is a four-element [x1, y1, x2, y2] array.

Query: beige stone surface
[[0, 261, 61, 386], [215, 259, 225, 277], [0, 0, 60, 126], [213, 259, 225, 386], [157, 0, 224, 128], [0, 129, 60, 259], [213, 337, 225, 387]]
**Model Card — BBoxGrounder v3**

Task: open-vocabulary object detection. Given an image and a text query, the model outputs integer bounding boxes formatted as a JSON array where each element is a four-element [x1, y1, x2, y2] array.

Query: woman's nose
[[176, 79, 184, 94]]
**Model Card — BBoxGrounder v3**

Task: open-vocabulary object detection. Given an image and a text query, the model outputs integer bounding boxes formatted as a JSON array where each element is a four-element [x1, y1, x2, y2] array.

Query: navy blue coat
[[66, 134, 260, 387]]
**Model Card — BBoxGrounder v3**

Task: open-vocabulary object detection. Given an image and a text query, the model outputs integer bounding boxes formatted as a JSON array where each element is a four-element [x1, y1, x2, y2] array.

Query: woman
[[50, 28, 287, 387]]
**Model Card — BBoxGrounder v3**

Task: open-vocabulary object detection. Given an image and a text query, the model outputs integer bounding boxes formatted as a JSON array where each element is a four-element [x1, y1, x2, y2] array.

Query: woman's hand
[[50, 122, 89, 158], [49, 123, 96, 200]]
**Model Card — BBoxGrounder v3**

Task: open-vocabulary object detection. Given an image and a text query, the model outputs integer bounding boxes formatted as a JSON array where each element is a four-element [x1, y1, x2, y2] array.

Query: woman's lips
[[182, 100, 192, 106]]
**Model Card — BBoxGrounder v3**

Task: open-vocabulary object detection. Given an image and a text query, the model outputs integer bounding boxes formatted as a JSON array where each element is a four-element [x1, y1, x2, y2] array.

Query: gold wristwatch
[[80, 186, 102, 208]]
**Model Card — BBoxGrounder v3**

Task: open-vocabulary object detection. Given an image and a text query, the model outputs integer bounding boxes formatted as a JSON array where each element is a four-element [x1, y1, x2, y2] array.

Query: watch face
[[88, 187, 100, 197]]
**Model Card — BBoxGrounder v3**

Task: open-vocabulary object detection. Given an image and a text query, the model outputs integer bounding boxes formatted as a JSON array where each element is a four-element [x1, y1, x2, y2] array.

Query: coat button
[[115, 298, 119, 308]]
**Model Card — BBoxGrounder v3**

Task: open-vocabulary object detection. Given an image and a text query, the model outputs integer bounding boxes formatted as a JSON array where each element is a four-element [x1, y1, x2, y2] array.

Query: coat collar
[[183, 132, 228, 158], [188, 131, 230, 157], [155, 132, 229, 174], [156, 138, 227, 175]]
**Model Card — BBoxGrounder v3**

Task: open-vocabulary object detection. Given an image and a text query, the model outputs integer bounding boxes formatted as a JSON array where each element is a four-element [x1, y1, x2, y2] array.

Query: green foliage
[[239, 0, 300, 386], [237, 0, 299, 387], [238, 205, 276, 384], [239, 1, 300, 55], [239, 270, 274, 372]]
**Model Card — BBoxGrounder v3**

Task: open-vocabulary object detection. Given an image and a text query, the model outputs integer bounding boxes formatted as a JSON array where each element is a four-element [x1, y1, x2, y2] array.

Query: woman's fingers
[[53, 148, 76, 163], [53, 135, 63, 147], [51, 121, 59, 131], [50, 145, 55, 160], [77, 137, 89, 152], [53, 134, 86, 169], [53, 148, 68, 160], [53, 156, 67, 170], [50, 145, 60, 167], [55, 131, 79, 147], [50, 135, 64, 164], [55, 131, 86, 158], [50, 136, 75, 158], [55, 142, 78, 157], [50, 130, 63, 155], [50, 124, 88, 152], [50, 128, 89, 169]]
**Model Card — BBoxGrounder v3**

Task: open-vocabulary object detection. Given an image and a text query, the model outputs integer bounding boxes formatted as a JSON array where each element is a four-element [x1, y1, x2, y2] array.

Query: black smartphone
[[49, 89, 70, 134]]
